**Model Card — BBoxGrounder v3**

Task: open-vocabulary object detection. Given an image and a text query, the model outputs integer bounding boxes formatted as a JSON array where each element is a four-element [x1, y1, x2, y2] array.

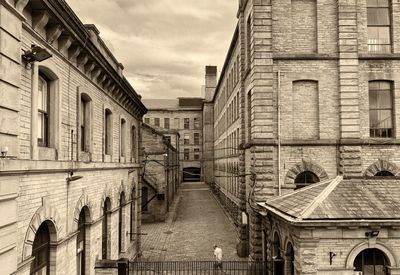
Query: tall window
[[184, 148, 190, 160], [369, 81, 393, 138], [105, 109, 113, 155], [194, 117, 200, 129], [194, 133, 200, 145], [102, 198, 111, 259], [121, 119, 126, 157], [80, 94, 91, 152], [38, 74, 50, 147], [144, 117, 150, 124], [119, 192, 125, 253], [294, 171, 320, 190], [246, 16, 251, 68], [184, 118, 190, 129], [184, 133, 190, 145], [194, 148, 200, 160], [142, 187, 148, 211], [31, 222, 50, 275], [164, 118, 170, 129], [174, 118, 180, 129], [367, 0, 391, 53], [131, 125, 137, 161], [154, 118, 160, 127]]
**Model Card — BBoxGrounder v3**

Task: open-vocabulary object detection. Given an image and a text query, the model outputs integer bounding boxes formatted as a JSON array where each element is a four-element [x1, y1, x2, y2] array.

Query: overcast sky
[[68, 0, 238, 99]]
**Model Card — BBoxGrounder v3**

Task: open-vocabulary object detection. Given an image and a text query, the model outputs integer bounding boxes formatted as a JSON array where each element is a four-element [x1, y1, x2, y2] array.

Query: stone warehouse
[[141, 123, 179, 223], [203, 0, 400, 273], [0, 0, 147, 274], [142, 98, 203, 182]]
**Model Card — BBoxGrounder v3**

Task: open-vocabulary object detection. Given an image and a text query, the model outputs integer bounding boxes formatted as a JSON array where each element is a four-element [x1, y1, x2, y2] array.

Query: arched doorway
[[354, 248, 390, 275], [119, 192, 126, 254], [375, 171, 394, 176], [294, 171, 320, 190], [30, 221, 56, 275], [77, 207, 90, 275], [182, 167, 201, 181], [285, 242, 294, 275]]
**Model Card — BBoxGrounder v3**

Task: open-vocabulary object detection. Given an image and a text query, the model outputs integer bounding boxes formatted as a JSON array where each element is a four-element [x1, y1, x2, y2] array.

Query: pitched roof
[[260, 177, 400, 221], [142, 99, 179, 109]]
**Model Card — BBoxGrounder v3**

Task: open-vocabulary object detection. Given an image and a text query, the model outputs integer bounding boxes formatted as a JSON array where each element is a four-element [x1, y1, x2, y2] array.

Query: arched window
[[131, 125, 137, 161], [369, 81, 393, 138], [119, 192, 125, 253], [79, 94, 91, 152], [38, 73, 50, 147], [102, 198, 111, 259], [120, 119, 126, 158], [294, 171, 320, 190], [375, 170, 394, 176], [31, 222, 50, 275], [77, 209, 88, 275], [130, 188, 136, 242], [105, 109, 113, 155], [273, 233, 284, 275], [354, 248, 390, 275]]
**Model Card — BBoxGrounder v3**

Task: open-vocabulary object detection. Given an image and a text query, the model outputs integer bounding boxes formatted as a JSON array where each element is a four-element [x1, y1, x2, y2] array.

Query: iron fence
[[125, 261, 268, 275]]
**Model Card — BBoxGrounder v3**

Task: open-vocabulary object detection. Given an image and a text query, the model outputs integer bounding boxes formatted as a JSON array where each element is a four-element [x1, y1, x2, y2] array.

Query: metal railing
[[126, 261, 268, 275]]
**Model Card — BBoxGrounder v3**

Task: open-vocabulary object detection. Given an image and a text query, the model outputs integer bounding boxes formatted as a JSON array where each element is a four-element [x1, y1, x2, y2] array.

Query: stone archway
[[364, 159, 400, 177], [346, 241, 398, 269], [23, 203, 61, 261], [72, 194, 93, 232], [285, 160, 329, 185]]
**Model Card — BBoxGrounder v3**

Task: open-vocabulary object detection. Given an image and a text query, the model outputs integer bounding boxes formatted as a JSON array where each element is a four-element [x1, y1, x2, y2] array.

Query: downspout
[[277, 70, 282, 196]]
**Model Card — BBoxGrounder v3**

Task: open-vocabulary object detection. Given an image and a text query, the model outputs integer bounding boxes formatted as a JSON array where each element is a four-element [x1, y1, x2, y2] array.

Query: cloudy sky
[[68, 0, 238, 99]]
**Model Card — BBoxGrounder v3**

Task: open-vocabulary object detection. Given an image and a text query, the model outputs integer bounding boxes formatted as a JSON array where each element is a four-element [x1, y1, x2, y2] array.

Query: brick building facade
[[0, 0, 147, 274], [142, 98, 203, 182], [141, 124, 179, 223], [204, 0, 400, 273]]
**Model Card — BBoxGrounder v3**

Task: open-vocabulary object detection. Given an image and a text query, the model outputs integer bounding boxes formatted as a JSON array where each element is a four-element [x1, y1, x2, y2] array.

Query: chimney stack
[[205, 66, 217, 101]]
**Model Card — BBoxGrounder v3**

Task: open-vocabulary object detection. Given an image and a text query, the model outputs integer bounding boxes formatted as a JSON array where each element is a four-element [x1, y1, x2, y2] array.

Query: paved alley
[[141, 182, 243, 261]]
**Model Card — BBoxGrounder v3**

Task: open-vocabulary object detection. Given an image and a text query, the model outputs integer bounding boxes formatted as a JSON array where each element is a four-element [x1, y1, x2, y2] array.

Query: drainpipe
[[277, 70, 282, 196]]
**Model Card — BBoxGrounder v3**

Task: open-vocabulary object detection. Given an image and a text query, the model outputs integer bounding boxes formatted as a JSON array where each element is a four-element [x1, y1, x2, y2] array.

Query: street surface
[[141, 182, 243, 261]]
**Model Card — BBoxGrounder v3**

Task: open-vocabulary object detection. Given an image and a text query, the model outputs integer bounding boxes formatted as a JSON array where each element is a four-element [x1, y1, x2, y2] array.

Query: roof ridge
[[266, 177, 334, 203], [298, 175, 343, 220]]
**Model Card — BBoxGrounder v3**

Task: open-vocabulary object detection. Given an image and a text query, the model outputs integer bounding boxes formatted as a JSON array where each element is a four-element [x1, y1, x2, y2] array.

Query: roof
[[142, 98, 203, 110], [259, 176, 400, 222]]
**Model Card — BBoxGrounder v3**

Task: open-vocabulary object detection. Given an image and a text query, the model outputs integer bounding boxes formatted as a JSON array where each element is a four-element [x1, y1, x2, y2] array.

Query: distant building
[[0, 0, 146, 274], [141, 124, 179, 222], [142, 98, 203, 182], [204, 0, 400, 273]]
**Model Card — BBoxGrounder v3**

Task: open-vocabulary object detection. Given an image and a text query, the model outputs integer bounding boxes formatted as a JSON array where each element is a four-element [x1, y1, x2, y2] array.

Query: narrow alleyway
[[141, 182, 243, 261]]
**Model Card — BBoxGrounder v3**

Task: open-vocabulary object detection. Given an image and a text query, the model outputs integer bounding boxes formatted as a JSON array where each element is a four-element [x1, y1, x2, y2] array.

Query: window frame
[[164, 118, 170, 129], [154, 118, 160, 127], [38, 74, 50, 147], [369, 80, 394, 138], [184, 118, 190, 129], [104, 109, 113, 155], [367, 0, 392, 53]]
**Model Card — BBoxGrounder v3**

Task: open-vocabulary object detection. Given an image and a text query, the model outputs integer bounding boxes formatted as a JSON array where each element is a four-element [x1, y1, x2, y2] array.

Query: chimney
[[205, 66, 217, 101]]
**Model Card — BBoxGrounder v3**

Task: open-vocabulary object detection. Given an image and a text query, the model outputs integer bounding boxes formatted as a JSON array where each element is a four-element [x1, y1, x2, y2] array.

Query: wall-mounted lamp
[[329, 252, 336, 265], [66, 171, 83, 183], [1, 146, 8, 158], [365, 230, 380, 238], [22, 44, 52, 67]]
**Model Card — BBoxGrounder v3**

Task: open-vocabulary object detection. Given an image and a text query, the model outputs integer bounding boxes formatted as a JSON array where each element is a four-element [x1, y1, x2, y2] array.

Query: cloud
[[68, 0, 237, 99]]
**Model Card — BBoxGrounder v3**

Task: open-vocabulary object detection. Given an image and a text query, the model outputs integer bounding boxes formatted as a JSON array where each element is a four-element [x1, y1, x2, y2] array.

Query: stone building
[[142, 98, 203, 181], [141, 123, 179, 223], [0, 0, 146, 274], [204, 0, 400, 273]]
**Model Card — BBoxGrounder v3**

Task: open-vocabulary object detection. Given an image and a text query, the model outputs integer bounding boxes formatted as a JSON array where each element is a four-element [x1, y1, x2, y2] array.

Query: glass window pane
[[369, 90, 378, 109], [38, 113, 44, 139], [377, 27, 390, 43], [377, 90, 391, 108], [368, 8, 389, 25]]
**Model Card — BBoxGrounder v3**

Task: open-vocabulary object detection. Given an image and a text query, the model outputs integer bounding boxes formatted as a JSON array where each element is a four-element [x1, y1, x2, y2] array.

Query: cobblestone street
[[141, 182, 243, 261]]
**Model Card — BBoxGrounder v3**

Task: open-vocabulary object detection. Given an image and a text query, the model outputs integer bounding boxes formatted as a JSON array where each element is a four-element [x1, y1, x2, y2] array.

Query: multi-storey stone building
[[142, 98, 203, 181], [0, 0, 147, 274], [204, 0, 400, 273], [141, 123, 179, 223]]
